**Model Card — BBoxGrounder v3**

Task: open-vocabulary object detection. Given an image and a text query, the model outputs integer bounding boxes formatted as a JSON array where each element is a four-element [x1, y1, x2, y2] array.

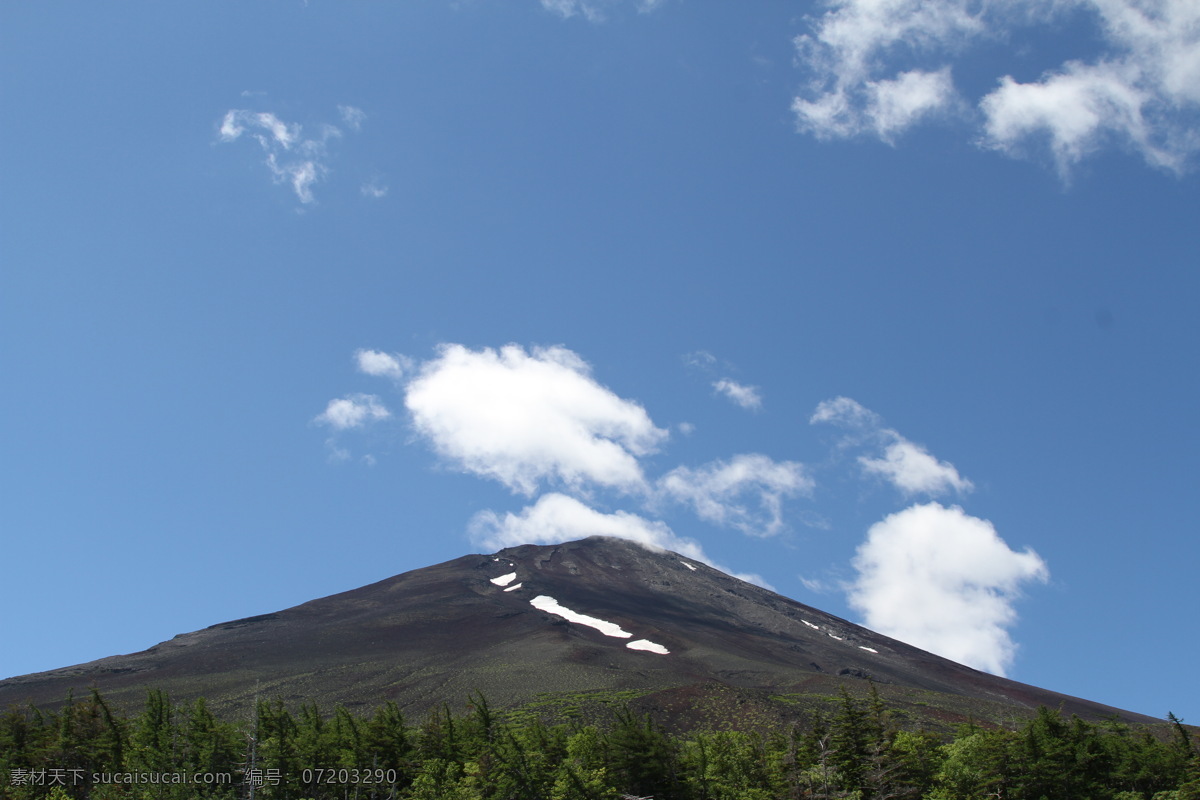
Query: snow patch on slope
[[627, 639, 669, 654], [490, 572, 518, 586], [530, 595, 633, 639]]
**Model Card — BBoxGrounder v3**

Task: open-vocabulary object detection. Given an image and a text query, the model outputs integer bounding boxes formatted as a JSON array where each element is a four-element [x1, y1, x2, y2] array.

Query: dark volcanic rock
[[0, 537, 1155, 728]]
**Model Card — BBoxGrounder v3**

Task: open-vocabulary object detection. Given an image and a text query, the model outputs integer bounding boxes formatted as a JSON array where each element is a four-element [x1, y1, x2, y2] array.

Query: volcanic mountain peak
[[0, 536, 1155, 730]]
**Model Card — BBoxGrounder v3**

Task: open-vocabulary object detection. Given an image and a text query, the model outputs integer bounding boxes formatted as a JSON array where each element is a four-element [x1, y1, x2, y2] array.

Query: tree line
[[1, 686, 1197, 800]]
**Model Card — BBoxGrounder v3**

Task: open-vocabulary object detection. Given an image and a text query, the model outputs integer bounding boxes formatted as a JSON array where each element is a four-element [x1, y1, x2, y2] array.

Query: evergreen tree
[[679, 731, 774, 800], [605, 708, 678, 799], [128, 689, 175, 775], [551, 726, 616, 800], [361, 700, 413, 795], [180, 696, 241, 789], [253, 699, 300, 800]]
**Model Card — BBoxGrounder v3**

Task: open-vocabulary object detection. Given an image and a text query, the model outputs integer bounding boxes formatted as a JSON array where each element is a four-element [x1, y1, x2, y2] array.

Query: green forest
[[1, 687, 1197, 800]]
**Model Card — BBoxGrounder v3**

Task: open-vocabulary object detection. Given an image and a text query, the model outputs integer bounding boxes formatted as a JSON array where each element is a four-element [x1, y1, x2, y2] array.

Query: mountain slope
[[0, 536, 1154, 728]]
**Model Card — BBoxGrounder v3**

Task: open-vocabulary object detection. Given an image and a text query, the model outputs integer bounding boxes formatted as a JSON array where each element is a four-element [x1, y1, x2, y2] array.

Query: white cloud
[[265, 154, 323, 205], [338, 105, 366, 131], [793, 0, 1200, 172], [847, 502, 1048, 676], [355, 349, 411, 381], [218, 105, 372, 203], [325, 440, 351, 462], [219, 110, 300, 149], [980, 59, 1175, 175], [860, 440, 974, 496], [811, 396, 972, 497], [471, 492, 684, 553], [713, 379, 763, 411], [683, 350, 717, 370], [539, 0, 664, 22], [404, 344, 667, 496], [328, 342, 804, 569], [799, 575, 833, 594], [657, 454, 813, 537], [314, 394, 391, 430], [469, 493, 770, 586], [810, 395, 881, 429], [361, 180, 389, 199], [793, 0, 976, 140], [866, 68, 958, 140]]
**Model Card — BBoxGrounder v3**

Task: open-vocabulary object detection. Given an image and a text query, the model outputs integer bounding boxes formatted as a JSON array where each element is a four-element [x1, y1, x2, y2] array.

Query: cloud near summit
[[322, 343, 809, 540], [320, 347, 1049, 674], [469, 493, 770, 586], [404, 344, 667, 496]]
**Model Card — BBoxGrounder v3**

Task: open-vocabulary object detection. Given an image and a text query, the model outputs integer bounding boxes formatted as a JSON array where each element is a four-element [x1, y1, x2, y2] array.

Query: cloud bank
[[793, 0, 1200, 173], [847, 502, 1049, 676]]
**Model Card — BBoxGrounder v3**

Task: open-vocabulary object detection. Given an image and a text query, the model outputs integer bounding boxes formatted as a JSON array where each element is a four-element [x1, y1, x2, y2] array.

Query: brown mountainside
[[0, 536, 1156, 730]]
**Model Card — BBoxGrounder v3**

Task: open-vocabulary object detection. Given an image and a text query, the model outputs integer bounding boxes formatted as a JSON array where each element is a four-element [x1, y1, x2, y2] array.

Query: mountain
[[0, 536, 1156, 730]]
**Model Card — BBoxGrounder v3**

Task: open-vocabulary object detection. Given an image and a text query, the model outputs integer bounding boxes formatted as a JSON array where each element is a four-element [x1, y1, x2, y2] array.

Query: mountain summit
[[0, 536, 1151, 727]]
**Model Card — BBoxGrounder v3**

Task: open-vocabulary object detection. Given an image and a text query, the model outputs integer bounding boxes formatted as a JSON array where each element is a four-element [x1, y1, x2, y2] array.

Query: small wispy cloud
[[860, 440, 973, 496], [683, 350, 717, 370], [811, 396, 973, 497], [355, 349, 412, 381], [713, 378, 763, 411], [338, 105, 366, 131], [685, 351, 764, 410], [657, 454, 812, 537], [810, 395, 882, 428], [793, 0, 1200, 174], [539, 0, 666, 23], [217, 105, 375, 204], [314, 394, 391, 430], [799, 575, 834, 594], [361, 180, 389, 199]]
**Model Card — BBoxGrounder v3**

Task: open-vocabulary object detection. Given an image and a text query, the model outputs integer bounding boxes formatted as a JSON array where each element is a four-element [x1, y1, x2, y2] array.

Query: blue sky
[[2, 0, 1197, 720]]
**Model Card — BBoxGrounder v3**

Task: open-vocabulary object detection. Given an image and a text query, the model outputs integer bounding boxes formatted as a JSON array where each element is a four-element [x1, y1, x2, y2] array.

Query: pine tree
[[605, 708, 677, 799]]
